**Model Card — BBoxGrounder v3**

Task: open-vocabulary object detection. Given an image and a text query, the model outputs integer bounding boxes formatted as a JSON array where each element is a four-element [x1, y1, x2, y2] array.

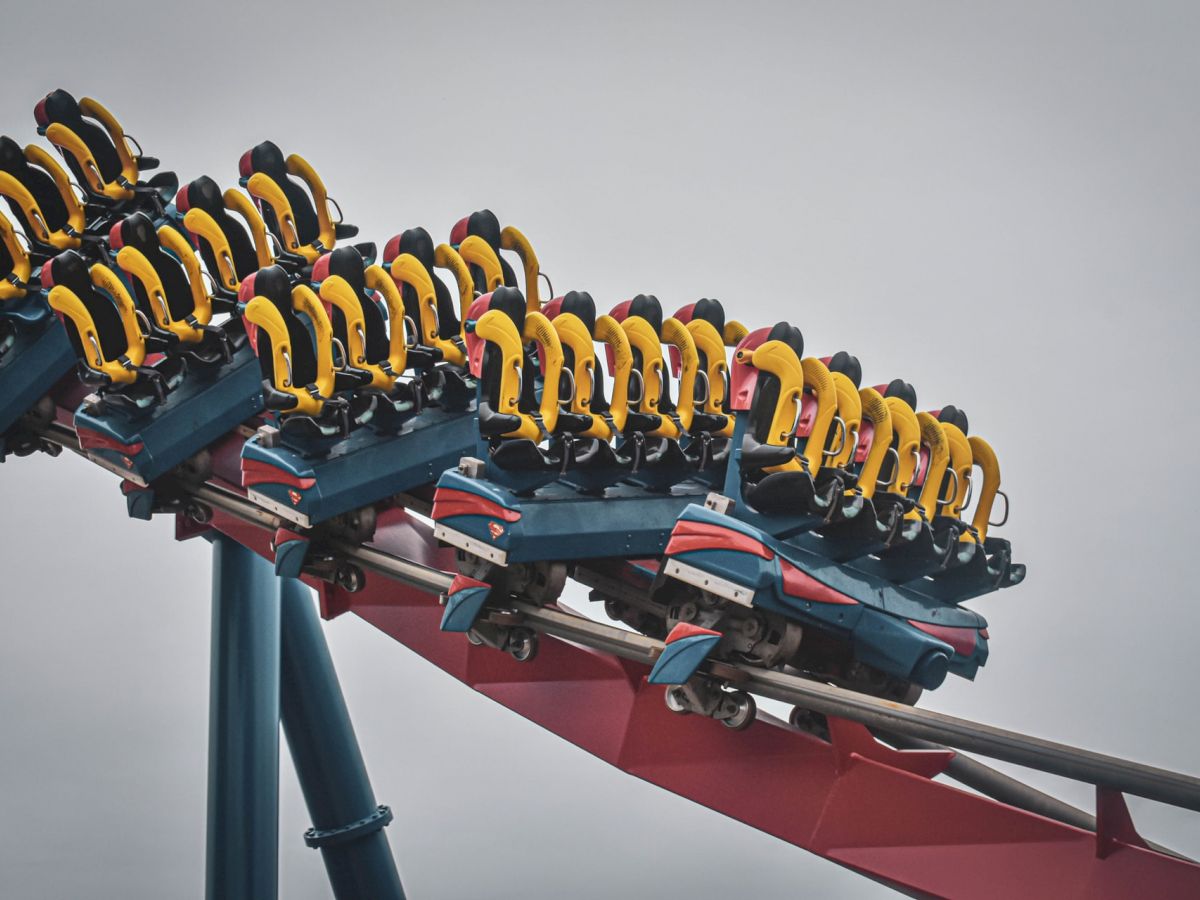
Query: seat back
[[35, 90, 138, 201], [315, 247, 409, 389], [450, 210, 519, 295], [44, 250, 145, 382], [384, 228, 470, 353], [111, 212, 211, 342], [0, 137, 86, 252], [177, 176, 271, 293], [239, 142, 338, 261]]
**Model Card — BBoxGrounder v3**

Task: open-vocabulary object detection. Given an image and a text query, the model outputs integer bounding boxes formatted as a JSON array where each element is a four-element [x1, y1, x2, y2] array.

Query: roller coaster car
[[0, 212, 76, 452], [238, 141, 373, 268], [449, 209, 544, 307], [34, 89, 177, 218], [239, 251, 479, 532], [175, 175, 275, 301], [431, 288, 713, 636], [0, 136, 98, 263]]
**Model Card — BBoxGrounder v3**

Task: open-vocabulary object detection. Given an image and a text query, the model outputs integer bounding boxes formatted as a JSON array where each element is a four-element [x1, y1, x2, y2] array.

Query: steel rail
[[39, 421, 1200, 818]]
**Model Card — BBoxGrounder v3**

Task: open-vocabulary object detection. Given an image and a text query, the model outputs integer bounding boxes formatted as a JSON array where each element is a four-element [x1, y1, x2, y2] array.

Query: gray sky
[[2, 1, 1199, 897]]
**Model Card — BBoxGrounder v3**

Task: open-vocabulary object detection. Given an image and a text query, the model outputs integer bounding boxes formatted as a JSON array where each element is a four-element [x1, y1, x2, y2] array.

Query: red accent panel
[[77, 427, 144, 456], [241, 458, 316, 490], [238, 150, 253, 178], [34, 98, 49, 127], [541, 296, 563, 319], [665, 520, 773, 560], [449, 216, 469, 246], [382, 233, 403, 264], [449, 573, 491, 594], [779, 558, 858, 605], [465, 294, 492, 377], [108, 221, 124, 250], [40, 260, 55, 289], [311, 252, 331, 283], [174, 185, 190, 213], [664, 622, 722, 644], [608, 299, 632, 322], [729, 326, 773, 411], [432, 487, 521, 523], [855, 419, 875, 464], [672, 302, 696, 324], [796, 392, 817, 437], [907, 620, 979, 657]]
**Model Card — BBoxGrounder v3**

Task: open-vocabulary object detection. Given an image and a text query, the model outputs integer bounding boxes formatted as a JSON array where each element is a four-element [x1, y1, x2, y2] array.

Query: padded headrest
[[112, 212, 157, 253], [462, 209, 502, 249], [935, 405, 969, 434], [252, 265, 293, 309], [880, 379, 918, 409], [488, 285, 526, 336], [384, 226, 436, 269], [765, 320, 804, 358], [46, 249, 90, 295], [35, 89, 81, 129], [826, 351, 862, 387], [177, 175, 223, 216], [244, 141, 286, 177], [322, 245, 366, 294], [0, 136, 25, 173], [690, 298, 727, 336], [628, 294, 663, 335], [559, 291, 596, 333]]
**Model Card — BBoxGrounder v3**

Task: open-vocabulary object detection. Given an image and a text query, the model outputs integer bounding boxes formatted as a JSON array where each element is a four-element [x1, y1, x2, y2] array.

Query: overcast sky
[[2, 2, 1199, 897]]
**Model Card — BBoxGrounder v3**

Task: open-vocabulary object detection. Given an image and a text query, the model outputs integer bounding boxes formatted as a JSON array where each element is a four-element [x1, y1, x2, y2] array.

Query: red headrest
[[465, 293, 493, 377], [729, 326, 773, 411], [449, 216, 469, 246], [33, 98, 49, 128], [541, 296, 564, 320], [672, 302, 696, 324], [108, 221, 125, 251], [174, 184, 191, 214], [311, 253, 332, 284], [238, 150, 253, 179], [382, 234, 403, 265]]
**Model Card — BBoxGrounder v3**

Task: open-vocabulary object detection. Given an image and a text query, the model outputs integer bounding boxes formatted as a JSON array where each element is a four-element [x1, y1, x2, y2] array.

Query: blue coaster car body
[[0, 296, 75, 437], [73, 338, 263, 485], [432, 465, 710, 565], [241, 404, 478, 528]]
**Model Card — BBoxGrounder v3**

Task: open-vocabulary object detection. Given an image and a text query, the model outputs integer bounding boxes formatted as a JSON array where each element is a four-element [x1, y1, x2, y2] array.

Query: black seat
[[450, 209, 518, 293], [321, 245, 391, 367], [0, 136, 72, 246], [383, 227, 462, 341], [176, 176, 260, 285], [240, 141, 322, 249]]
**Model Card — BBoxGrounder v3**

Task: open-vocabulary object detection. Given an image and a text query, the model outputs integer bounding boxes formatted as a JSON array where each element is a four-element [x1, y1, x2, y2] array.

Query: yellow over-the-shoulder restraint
[[499, 225, 540, 310], [523, 310, 564, 435], [723, 320, 749, 347], [48, 265, 146, 383], [364, 265, 409, 379], [855, 387, 893, 499], [0, 211, 31, 301], [686, 316, 732, 435], [291, 284, 336, 399], [285, 154, 336, 252], [474, 308, 540, 441], [883, 398, 920, 496], [458, 235, 504, 292], [939, 422, 973, 522], [595, 314, 632, 435], [320, 274, 391, 392], [621, 315, 672, 438], [797, 357, 839, 477], [243, 297, 322, 417], [78, 97, 140, 187], [827, 372, 863, 469], [967, 435, 1002, 542], [24, 145, 86, 243], [246, 172, 309, 260], [913, 413, 951, 522], [552, 312, 603, 437], [434, 243, 473, 348], [661, 318, 699, 434], [390, 252, 466, 367]]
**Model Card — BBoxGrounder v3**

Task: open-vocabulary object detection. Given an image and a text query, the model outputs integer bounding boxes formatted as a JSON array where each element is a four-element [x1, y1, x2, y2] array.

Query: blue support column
[[279, 577, 405, 900], [206, 535, 281, 900]]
